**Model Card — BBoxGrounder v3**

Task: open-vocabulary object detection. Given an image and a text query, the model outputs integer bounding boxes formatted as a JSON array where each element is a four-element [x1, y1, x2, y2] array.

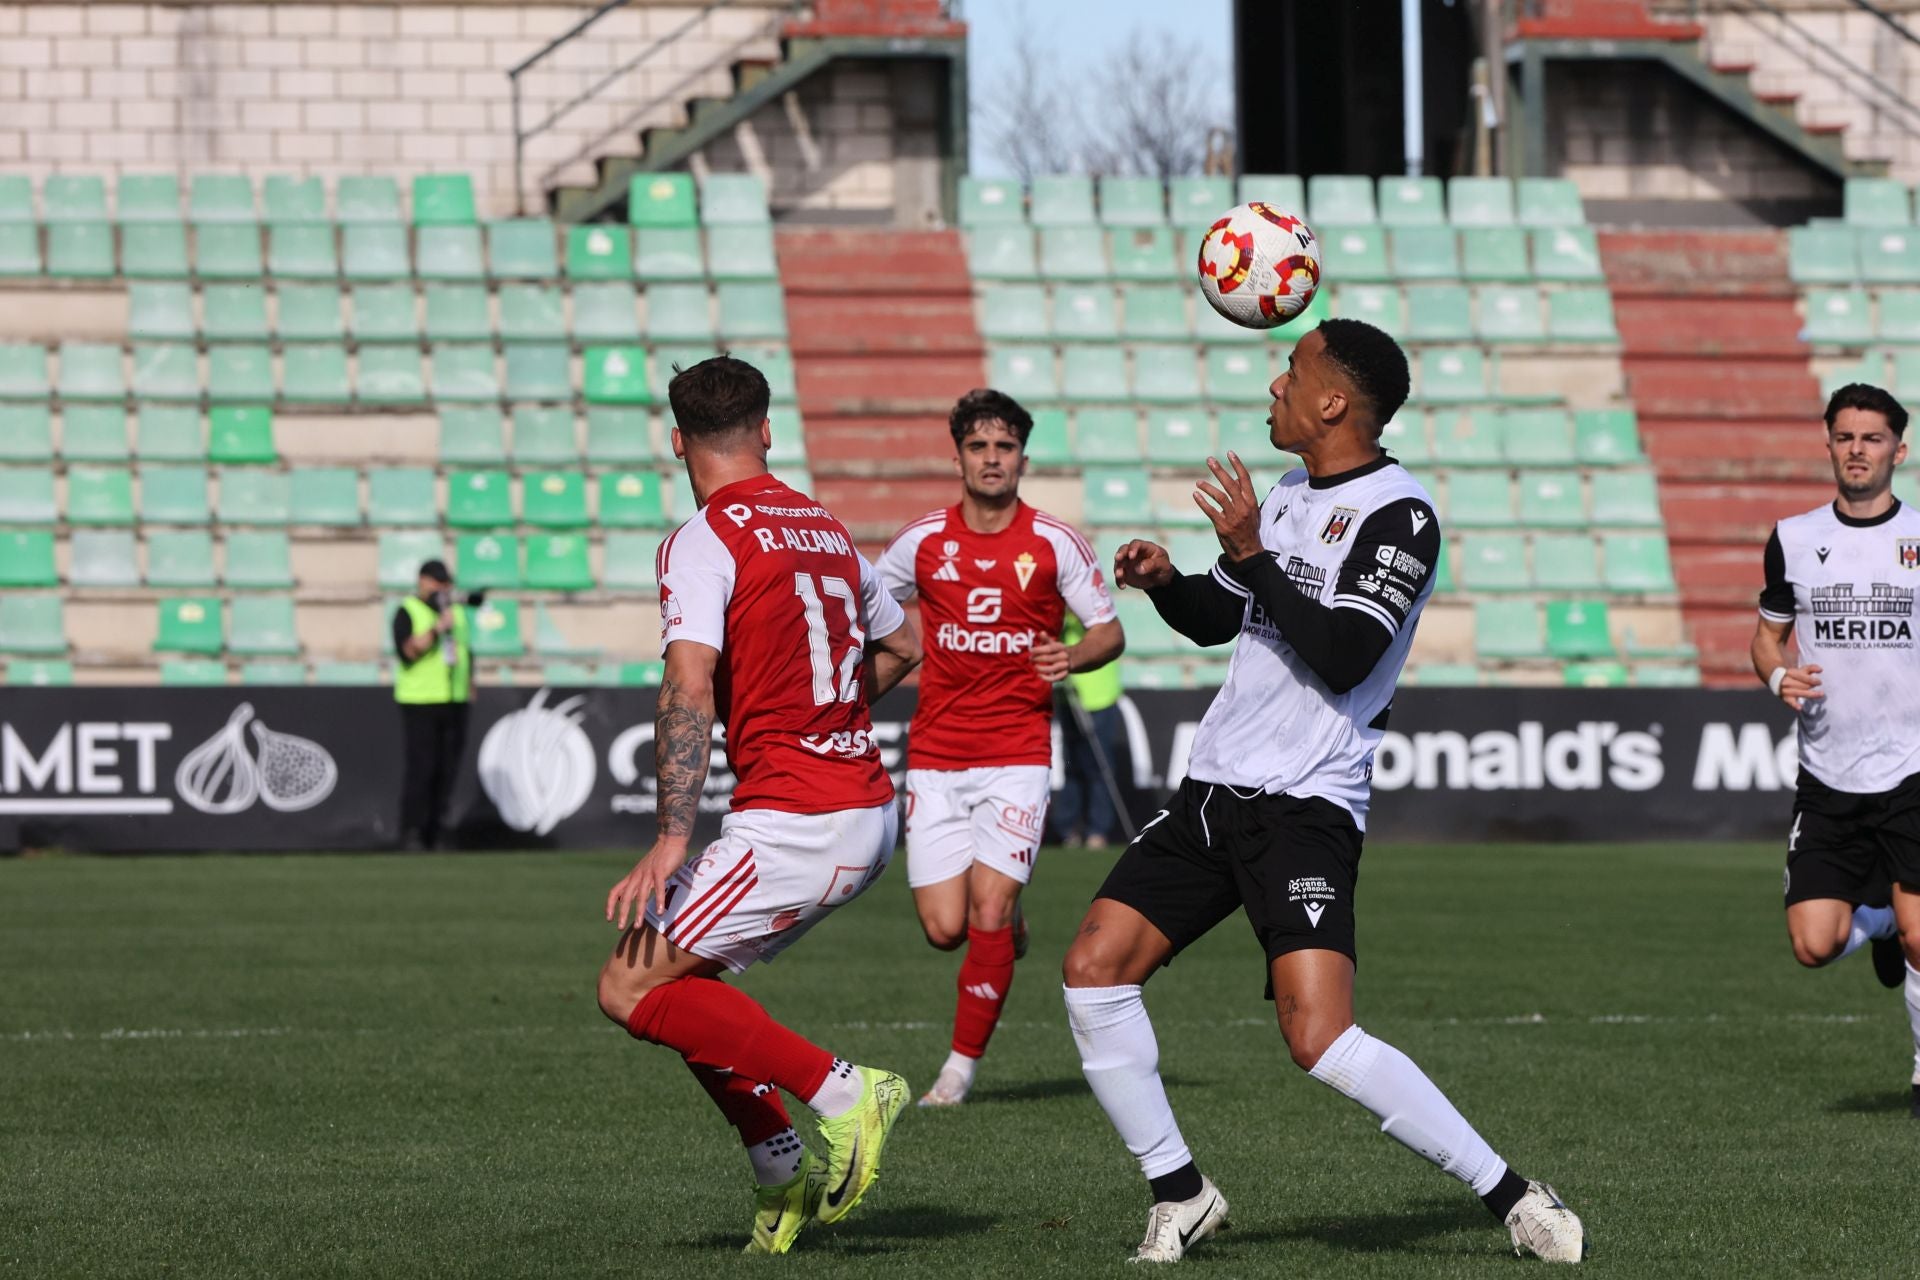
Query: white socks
[[807, 1058, 862, 1118], [1906, 963, 1920, 1084], [940, 1048, 979, 1086], [747, 1127, 806, 1186], [1309, 1025, 1509, 1197], [1840, 905, 1898, 960], [1064, 985, 1194, 1179]]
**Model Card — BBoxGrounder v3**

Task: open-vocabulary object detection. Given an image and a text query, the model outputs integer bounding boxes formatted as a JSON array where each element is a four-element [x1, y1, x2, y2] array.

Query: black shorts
[[1095, 777, 1364, 972], [1783, 769, 1920, 907]]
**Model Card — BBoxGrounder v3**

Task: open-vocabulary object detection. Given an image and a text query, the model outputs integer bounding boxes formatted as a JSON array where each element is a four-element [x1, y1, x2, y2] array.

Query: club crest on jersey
[[1320, 506, 1360, 544], [1014, 552, 1038, 591], [1899, 538, 1920, 570]]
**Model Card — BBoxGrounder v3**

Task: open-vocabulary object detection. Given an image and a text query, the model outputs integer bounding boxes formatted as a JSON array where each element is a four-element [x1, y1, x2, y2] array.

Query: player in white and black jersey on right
[[1753, 382, 1920, 1118], [1061, 320, 1586, 1265]]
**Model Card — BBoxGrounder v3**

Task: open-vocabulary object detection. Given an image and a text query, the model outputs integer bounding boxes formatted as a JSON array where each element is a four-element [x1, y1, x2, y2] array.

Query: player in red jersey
[[877, 388, 1124, 1107], [597, 357, 923, 1256]]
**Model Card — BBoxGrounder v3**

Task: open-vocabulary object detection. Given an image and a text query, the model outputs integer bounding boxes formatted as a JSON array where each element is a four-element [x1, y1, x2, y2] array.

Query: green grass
[[1, 843, 1912, 1277]]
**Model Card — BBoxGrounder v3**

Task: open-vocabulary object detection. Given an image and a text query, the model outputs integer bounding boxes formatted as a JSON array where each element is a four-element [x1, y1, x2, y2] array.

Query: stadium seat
[[1238, 174, 1305, 210], [281, 345, 351, 404], [632, 228, 706, 281], [1461, 228, 1531, 281], [1476, 285, 1546, 343], [1447, 177, 1514, 227], [454, 533, 521, 589], [59, 343, 126, 401], [1431, 408, 1503, 465], [1320, 226, 1390, 282], [1334, 283, 1404, 335], [205, 285, 273, 342], [343, 224, 410, 281], [0, 175, 31, 223], [1860, 228, 1920, 284], [1379, 413, 1429, 463], [1845, 177, 1911, 226], [1501, 407, 1576, 465], [208, 406, 275, 465], [0, 343, 48, 399], [66, 467, 135, 526], [218, 469, 290, 525], [1099, 177, 1165, 226], [967, 227, 1038, 278], [1023, 409, 1070, 466], [229, 595, 299, 656], [207, 346, 274, 403], [289, 467, 361, 526], [195, 224, 263, 280], [1039, 227, 1110, 281], [1202, 347, 1270, 403], [1445, 471, 1516, 527], [960, 177, 1025, 226], [1415, 347, 1490, 401], [412, 174, 477, 226], [1562, 659, 1629, 687], [1194, 296, 1267, 345], [980, 284, 1048, 340], [155, 596, 221, 654], [1602, 532, 1676, 592], [313, 661, 380, 685], [618, 660, 666, 686], [1169, 176, 1234, 224], [346, 285, 415, 343], [698, 174, 770, 226], [1405, 284, 1473, 342], [1114, 595, 1183, 657], [1062, 346, 1128, 402], [117, 174, 180, 223], [0, 222, 39, 276], [1516, 178, 1585, 227], [1548, 288, 1621, 342], [446, 470, 512, 528], [526, 534, 594, 590], [158, 658, 227, 685], [51, 221, 120, 278], [0, 470, 55, 524], [421, 285, 490, 342], [67, 406, 133, 461], [0, 596, 64, 655], [0, 405, 52, 461], [646, 283, 715, 341], [0, 530, 55, 588], [128, 283, 196, 341], [1459, 532, 1529, 591], [130, 411, 197, 466], [631, 173, 698, 227], [1517, 469, 1587, 528], [1876, 289, 1920, 342], [1110, 227, 1180, 281], [429, 346, 499, 402], [585, 408, 654, 464], [1787, 224, 1859, 284], [509, 408, 577, 464], [1308, 175, 1376, 225], [488, 219, 559, 278], [597, 471, 666, 528], [1533, 533, 1602, 591], [141, 465, 210, 524], [367, 468, 437, 526], [1378, 177, 1444, 226], [1531, 227, 1604, 281], [986, 345, 1056, 400], [1072, 409, 1143, 463], [241, 660, 307, 686], [7, 658, 74, 686], [716, 282, 788, 341], [378, 531, 445, 589], [1126, 345, 1195, 402], [266, 225, 338, 280], [1391, 228, 1460, 279], [1121, 286, 1190, 340], [1590, 471, 1664, 525], [567, 225, 632, 280], [145, 530, 218, 587], [1145, 408, 1213, 463], [498, 284, 567, 342], [1545, 600, 1613, 658], [708, 225, 780, 281], [1574, 408, 1644, 463], [1032, 175, 1096, 227], [1053, 285, 1121, 341], [469, 599, 525, 658], [338, 176, 402, 224], [583, 347, 651, 403], [523, 472, 589, 528], [417, 226, 484, 281], [1082, 468, 1153, 525], [504, 344, 572, 402], [265, 175, 327, 226], [1473, 598, 1544, 659]]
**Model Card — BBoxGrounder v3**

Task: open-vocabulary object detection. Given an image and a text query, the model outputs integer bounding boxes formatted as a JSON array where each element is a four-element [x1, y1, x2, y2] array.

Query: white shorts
[[904, 765, 1051, 889], [645, 803, 898, 973]]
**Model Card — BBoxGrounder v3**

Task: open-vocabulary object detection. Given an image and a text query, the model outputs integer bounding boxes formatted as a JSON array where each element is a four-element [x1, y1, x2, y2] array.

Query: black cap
[[419, 558, 453, 584]]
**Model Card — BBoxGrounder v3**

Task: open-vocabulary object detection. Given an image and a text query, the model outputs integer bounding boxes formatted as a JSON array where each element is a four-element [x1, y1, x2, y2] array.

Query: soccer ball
[[1196, 203, 1322, 330]]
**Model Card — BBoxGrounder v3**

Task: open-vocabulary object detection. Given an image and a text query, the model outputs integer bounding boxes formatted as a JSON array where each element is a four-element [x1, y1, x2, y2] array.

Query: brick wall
[[0, 3, 935, 220]]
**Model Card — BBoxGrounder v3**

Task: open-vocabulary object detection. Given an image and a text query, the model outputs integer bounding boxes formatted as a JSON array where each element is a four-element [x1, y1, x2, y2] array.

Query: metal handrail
[[1714, 0, 1920, 142], [1845, 0, 1920, 52]]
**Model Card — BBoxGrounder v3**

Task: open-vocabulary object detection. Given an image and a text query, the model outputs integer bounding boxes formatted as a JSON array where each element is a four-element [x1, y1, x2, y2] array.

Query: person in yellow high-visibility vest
[[391, 558, 472, 850], [1054, 614, 1124, 848]]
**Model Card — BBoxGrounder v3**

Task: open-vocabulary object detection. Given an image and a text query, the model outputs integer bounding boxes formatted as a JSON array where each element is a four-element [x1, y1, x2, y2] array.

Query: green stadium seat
[[139, 465, 208, 524], [1238, 174, 1306, 210], [1405, 662, 1479, 687], [1461, 228, 1531, 281], [1379, 176, 1444, 226], [266, 225, 338, 280], [207, 346, 273, 402], [523, 471, 589, 527], [1320, 225, 1389, 282], [1445, 471, 1515, 527], [1845, 177, 1910, 226], [583, 346, 650, 403], [63, 466, 133, 525], [1333, 283, 1404, 335], [454, 533, 521, 589], [635, 227, 705, 280], [412, 174, 476, 226], [1194, 295, 1267, 344], [1860, 227, 1920, 284], [488, 219, 558, 278], [960, 177, 1025, 226], [368, 467, 437, 526], [699, 174, 770, 226], [986, 345, 1056, 400], [129, 283, 196, 341], [66, 406, 132, 461], [1517, 469, 1586, 527], [631, 174, 698, 228], [50, 223, 119, 278], [208, 406, 275, 465], [1169, 176, 1233, 224], [0, 223, 40, 276], [538, 660, 612, 684], [7, 658, 74, 686], [58, 343, 126, 401], [273, 284, 342, 341], [239, 660, 306, 686], [1890, 349, 1920, 397], [0, 405, 52, 461], [707, 225, 779, 280], [190, 175, 255, 225], [130, 406, 198, 461], [1629, 662, 1699, 687], [1308, 175, 1376, 224], [1590, 471, 1663, 526], [744, 346, 797, 404], [355, 346, 429, 404], [1547, 288, 1620, 342], [337, 176, 401, 224], [424, 284, 493, 342], [1062, 345, 1128, 402], [1447, 177, 1514, 227], [343, 224, 410, 281], [229, 594, 298, 655], [154, 596, 221, 654], [417, 226, 483, 281], [511, 407, 578, 464], [980, 284, 1048, 340], [1082, 468, 1153, 525], [1120, 286, 1189, 340], [1099, 177, 1165, 226], [279, 345, 350, 404], [1531, 227, 1603, 281], [565, 283, 636, 342], [203, 284, 270, 342], [1474, 598, 1544, 660], [1390, 227, 1460, 279], [1404, 284, 1473, 341], [1533, 533, 1602, 591], [1459, 532, 1529, 591], [1114, 595, 1185, 658], [503, 344, 571, 402], [289, 467, 361, 525], [0, 343, 49, 398], [313, 660, 381, 685], [1145, 408, 1213, 463], [446, 469, 512, 528], [145, 530, 218, 587], [1516, 178, 1585, 227], [1430, 408, 1503, 465], [1877, 289, 1920, 342], [1574, 408, 1644, 464], [158, 658, 227, 685], [1562, 659, 1628, 688], [217, 469, 290, 525], [468, 598, 525, 658], [1129, 344, 1197, 402], [0, 596, 63, 654], [526, 533, 594, 590], [1602, 532, 1676, 592], [1165, 531, 1222, 573], [1032, 175, 1096, 227], [0, 470, 55, 524], [1501, 407, 1576, 465], [1023, 409, 1070, 466], [598, 470, 666, 527], [1201, 347, 1270, 403], [567, 224, 632, 280], [1072, 409, 1143, 463], [1787, 224, 1859, 284], [617, 659, 666, 686], [431, 347, 500, 403], [767, 408, 807, 466], [1474, 284, 1545, 343], [1545, 599, 1613, 658], [968, 226, 1038, 279], [646, 283, 715, 341], [0, 175, 32, 222], [717, 282, 787, 340], [585, 408, 654, 463], [378, 530, 445, 589], [1053, 284, 1120, 340], [0, 530, 55, 587], [1379, 413, 1429, 463], [264, 175, 327, 226], [1110, 227, 1180, 281], [116, 174, 180, 223], [193, 224, 263, 280], [1039, 226, 1110, 280], [1416, 347, 1490, 402], [345, 285, 414, 343]]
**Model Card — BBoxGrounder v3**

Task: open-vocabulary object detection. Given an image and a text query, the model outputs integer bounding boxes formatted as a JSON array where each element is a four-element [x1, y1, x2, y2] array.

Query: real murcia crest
[[1013, 552, 1038, 591]]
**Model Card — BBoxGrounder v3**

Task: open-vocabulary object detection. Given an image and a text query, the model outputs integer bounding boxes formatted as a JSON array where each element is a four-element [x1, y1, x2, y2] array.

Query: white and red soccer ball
[[1197, 202, 1322, 330]]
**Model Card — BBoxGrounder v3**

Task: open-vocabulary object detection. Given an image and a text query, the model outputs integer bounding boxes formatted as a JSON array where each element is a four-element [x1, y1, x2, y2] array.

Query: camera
[[429, 590, 452, 611], [465, 589, 488, 608]]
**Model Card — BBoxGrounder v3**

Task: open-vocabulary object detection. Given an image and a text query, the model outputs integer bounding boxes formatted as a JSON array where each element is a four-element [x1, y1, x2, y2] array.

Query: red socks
[[952, 924, 1017, 1058], [688, 1062, 792, 1147], [626, 975, 835, 1103]]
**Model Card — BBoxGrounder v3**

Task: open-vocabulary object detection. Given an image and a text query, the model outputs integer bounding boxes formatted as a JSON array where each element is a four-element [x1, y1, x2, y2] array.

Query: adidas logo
[[933, 561, 961, 581], [963, 982, 1001, 1000]]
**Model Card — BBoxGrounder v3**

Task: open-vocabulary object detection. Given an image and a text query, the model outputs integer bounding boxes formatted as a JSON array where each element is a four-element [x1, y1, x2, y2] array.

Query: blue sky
[[963, 0, 1235, 175]]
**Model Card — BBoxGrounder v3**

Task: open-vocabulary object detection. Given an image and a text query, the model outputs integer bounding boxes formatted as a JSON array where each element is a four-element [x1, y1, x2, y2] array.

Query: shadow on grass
[[1826, 1088, 1915, 1115], [969, 1074, 1207, 1105], [1221, 1199, 1489, 1256], [680, 1204, 995, 1252]]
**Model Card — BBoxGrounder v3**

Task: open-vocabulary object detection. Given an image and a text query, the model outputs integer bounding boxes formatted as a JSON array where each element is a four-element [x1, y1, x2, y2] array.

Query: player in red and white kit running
[[598, 357, 923, 1256], [877, 388, 1124, 1107]]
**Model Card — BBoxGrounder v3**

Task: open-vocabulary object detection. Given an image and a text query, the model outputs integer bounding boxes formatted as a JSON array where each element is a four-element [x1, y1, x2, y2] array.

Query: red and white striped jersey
[[657, 474, 904, 814], [876, 501, 1116, 770]]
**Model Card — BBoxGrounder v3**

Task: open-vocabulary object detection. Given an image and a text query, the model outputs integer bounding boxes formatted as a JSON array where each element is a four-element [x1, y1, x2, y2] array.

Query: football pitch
[[2, 842, 1911, 1278]]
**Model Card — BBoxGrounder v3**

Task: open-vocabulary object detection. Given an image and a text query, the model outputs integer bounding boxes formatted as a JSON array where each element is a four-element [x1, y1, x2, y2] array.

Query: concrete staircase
[[1603, 229, 1830, 684]]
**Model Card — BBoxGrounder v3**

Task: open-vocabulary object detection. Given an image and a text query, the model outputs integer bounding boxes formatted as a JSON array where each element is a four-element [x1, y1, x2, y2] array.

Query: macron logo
[[1410, 510, 1429, 536], [1303, 902, 1326, 928]]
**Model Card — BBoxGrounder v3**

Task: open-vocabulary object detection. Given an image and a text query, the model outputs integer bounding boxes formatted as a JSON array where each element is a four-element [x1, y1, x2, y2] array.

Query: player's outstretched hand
[[1030, 633, 1072, 683], [1195, 452, 1263, 561], [1776, 663, 1824, 712], [606, 839, 691, 931], [1114, 540, 1174, 590]]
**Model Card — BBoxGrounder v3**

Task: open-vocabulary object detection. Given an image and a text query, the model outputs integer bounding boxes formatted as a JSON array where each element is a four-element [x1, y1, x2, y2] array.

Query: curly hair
[[1316, 317, 1411, 432], [948, 387, 1034, 450]]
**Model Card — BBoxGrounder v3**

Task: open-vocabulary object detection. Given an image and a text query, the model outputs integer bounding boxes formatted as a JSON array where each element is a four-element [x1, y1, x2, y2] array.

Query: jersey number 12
[[793, 572, 865, 705]]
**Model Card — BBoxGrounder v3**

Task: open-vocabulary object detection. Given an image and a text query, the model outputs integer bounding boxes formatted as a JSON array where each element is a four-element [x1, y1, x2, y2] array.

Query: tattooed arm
[[606, 639, 719, 930]]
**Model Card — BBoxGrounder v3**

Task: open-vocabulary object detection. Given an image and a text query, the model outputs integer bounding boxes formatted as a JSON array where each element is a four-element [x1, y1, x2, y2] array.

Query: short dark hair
[[1825, 382, 1909, 437], [667, 354, 771, 441], [1316, 317, 1411, 431], [948, 388, 1034, 451]]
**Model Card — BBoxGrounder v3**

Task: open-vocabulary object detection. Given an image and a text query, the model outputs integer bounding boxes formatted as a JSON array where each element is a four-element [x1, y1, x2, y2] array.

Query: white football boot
[[1130, 1177, 1228, 1263], [1505, 1180, 1587, 1263]]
